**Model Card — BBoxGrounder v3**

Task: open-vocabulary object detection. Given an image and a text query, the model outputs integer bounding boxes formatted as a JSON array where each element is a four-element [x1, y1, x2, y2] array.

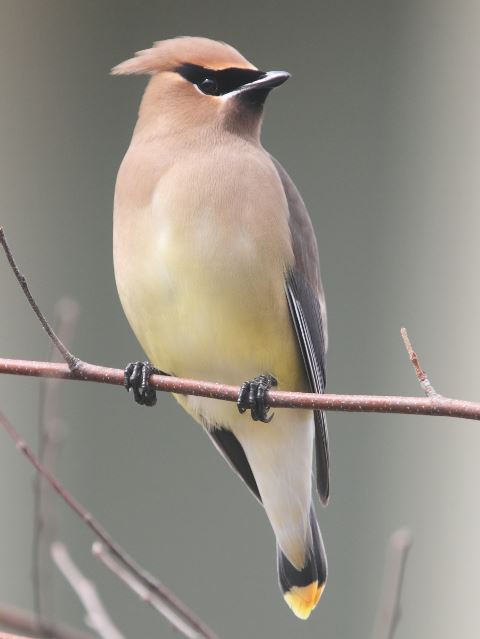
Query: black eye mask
[[175, 63, 266, 96]]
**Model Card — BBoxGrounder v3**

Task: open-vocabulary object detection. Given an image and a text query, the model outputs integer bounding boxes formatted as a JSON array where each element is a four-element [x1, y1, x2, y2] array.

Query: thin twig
[[0, 412, 219, 639], [0, 603, 92, 639], [92, 543, 201, 639], [33, 299, 79, 627], [401, 328, 439, 398], [1, 357, 480, 421], [51, 543, 125, 639], [0, 228, 80, 371], [372, 528, 413, 639]]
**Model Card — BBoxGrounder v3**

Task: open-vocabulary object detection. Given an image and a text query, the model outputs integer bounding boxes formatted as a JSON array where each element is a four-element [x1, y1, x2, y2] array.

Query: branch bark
[[401, 328, 439, 398], [0, 229, 78, 370], [1, 357, 480, 421], [0, 412, 219, 639], [372, 528, 413, 639], [33, 298, 79, 627], [92, 543, 203, 639], [52, 543, 125, 639], [0, 603, 92, 639]]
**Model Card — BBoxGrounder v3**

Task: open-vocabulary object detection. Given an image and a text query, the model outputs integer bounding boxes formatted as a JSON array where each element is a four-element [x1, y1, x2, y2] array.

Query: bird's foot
[[237, 374, 278, 422], [124, 361, 163, 407]]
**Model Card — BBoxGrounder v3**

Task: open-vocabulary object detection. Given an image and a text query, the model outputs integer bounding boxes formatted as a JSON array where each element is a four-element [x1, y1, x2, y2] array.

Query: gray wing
[[271, 156, 330, 505]]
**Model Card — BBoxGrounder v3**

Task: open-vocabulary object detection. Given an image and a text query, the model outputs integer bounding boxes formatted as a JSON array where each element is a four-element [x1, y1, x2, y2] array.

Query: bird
[[112, 36, 329, 620]]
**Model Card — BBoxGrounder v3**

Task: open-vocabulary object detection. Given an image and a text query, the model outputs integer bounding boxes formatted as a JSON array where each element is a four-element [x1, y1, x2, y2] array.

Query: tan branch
[[0, 229, 78, 370], [33, 298, 79, 626], [51, 543, 125, 639], [0, 413, 219, 639], [92, 543, 202, 639], [401, 328, 439, 398], [0, 603, 92, 639], [372, 528, 413, 639], [1, 356, 480, 421]]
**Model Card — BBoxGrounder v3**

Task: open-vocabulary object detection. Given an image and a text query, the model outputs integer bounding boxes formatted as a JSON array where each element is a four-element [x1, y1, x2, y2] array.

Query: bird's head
[[112, 36, 290, 141]]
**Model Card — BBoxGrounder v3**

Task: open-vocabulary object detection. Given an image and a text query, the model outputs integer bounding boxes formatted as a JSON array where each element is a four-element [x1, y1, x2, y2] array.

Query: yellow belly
[[115, 211, 304, 390]]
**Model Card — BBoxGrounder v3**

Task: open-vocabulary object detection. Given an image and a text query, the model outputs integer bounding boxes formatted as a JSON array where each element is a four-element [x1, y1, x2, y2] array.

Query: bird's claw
[[124, 361, 160, 407], [237, 374, 278, 422]]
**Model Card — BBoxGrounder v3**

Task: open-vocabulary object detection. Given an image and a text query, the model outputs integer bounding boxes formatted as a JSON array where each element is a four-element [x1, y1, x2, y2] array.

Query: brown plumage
[[112, 37, 254, 75]]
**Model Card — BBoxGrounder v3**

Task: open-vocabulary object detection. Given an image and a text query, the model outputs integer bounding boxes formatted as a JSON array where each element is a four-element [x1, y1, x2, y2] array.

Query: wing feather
[[271, 157, 330, 504]]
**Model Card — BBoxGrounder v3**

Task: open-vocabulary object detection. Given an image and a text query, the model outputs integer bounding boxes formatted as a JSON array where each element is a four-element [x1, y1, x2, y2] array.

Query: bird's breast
[[114, 145, 305, 406]]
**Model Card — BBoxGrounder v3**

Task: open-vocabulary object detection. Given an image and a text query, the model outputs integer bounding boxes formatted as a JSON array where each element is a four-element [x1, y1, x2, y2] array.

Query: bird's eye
[[198, 76, 219, 95]]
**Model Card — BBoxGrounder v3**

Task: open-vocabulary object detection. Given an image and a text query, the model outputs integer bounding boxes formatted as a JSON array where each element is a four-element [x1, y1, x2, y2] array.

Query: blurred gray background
[[1, 1, 480, 637]]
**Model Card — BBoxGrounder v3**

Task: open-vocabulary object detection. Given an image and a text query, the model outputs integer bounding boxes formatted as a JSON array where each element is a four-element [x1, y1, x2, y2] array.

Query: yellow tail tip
[[283, 581, 325, 620]]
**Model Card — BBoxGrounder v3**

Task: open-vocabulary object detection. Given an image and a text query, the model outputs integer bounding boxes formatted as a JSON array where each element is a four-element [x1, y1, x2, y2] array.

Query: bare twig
[[0, 412, 219, 639], [93, 543, 201, 639], [1, 357, 480, 421], [51, 543, 124, 639], [401, 328, 439, 398], [372, 528, 413, 639], [0, 602, 92, 639], [0, 228, 80, 371], [33, 298, 79, 627]]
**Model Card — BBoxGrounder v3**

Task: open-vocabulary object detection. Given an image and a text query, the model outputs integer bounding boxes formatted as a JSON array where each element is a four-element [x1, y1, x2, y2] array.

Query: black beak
[[237, 70, 291, 95]]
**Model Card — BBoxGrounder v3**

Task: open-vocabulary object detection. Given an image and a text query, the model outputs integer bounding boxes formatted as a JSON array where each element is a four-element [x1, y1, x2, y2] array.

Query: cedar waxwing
[[112, 36, 329, 620]]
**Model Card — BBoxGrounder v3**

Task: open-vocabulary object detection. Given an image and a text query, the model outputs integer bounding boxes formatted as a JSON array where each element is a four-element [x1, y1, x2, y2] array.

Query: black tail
[[277, 508, 327, 619]]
